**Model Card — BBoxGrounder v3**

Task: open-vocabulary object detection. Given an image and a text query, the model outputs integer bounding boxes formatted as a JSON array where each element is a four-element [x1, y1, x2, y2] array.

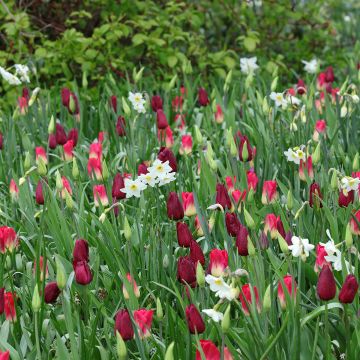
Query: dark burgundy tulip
[[110, 95, 117, 112], [44, 282, 61, 304], [285, 231, 293, 246], [339, 275, 359, 304], [176, 222, 193, 247], [67, 128, 79, 147], [116, 116, 126, 137], [158, 147, 177, 172], [137, 162, 148, 176], [48, 134, 57, 149], [167, 192, 184, 220], [236, 226, 249, 256], [35, 180, 44, 205], [0, 132, 3, 150], [61, 88, 71, 107], [56, 123, 67, 145], [216, 183, 232, 210], [325, 66, 335, 83], [73, 239, 89, 266], [61, 88, 79, 115], [190, 240, 205, 266], [114, 309, 134, 341], [338, 190, 354, 208], [156, 109, 169, 130], [259, 231, 269, 250], [317, 265, 336, 301], [112, 173, 126, 200], [225, 212, 241, 237], [0, 287, 4, 314], [185, 304, 205, 334], [309, 182, 323, 209], [198, 88, 210, 107], [177, 256, 196, 287], [277, 218, 286, 239], [151, 95, 163, 112], [74, 261, 92, 285], [238, 134, 253, 162]]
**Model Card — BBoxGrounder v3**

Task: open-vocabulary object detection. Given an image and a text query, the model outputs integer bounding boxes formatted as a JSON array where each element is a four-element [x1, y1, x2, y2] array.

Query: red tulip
[[216, 183, 232, 210], [309, 182, 323, 209], [134, 309, 153, 338], [156, 109, 169, 130], [236, 225, 249, 256], [74, 261, 93, 285], [63, 140, 74, 161], [110, 95, 117, 112], [151, 95, 163, 112], [56, 123, 67, 145], [167, 192, 184, 220], [122, 273, 140, 299], [317, 265, 336, 301], [176, 222, 193, 247], [296, 79, 306, 95], [73, 239, 89, 266], [158, 147, 177, 172], [198, 88, 210, 107], [4, 291, 16, 322], [137, 162, 148, 176], [60, 176, 72, 199], [0, 288, 4, 315], [247, 170, 258, 191], [208, 249, 228, 277], [196, 340, 220, 360], [313, 120, 326, 141], [33, 256, 48, 281], [116, 116, 126, 137], [182, 192, 196, 217], [177, 256, 197, 287], [225, 212, 241, 237], [44, 282, 61, 304], [35, 180, 44, 205], [87, 157, 103, 180], [238, 134, 253, 162], [49, 134, 57, 149], [89, 142, 102, 160], [179, 134, 193, 155], [299, 156, 314, 181], [261, 180, 278, 204], [61, 88, 79, 115], [264, 214, 279, 239], [112, 173, 126, 200], [0, 350, 10, 360], [67, 128, 79, 146], [239, 284, 260, 316], [185, 304, 205, 334], [165, 126, 174, 148], [114, 309, 134, 341], [0, 226, 18, 254], [35, 146, 47, 165], [325, 66, 335, 83], [190, 240, 205, 266], [93, 185, 109, 207], [339, 275, 359, 304], [338, 190, 354, 207], [350, 210, 360, 235], [277, 275, 297, 309], [215, 104, 224, 124], [314, 244, 330, 273]]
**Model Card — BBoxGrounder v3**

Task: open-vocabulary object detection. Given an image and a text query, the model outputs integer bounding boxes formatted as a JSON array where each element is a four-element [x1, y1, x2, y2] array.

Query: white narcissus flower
[[287, 95, 301, 106], [128, 91, 146, 113], [205, 275, 238, 300], [158, 172, 176, 186], [284, 146, 306, 164], [301, 59, 318, 74], [0, 66, 21, 85], [202, 309, 224, 322], [14, 64, 30, 83], [138, 171, 159, 187], [270, 92, 288, 108], [288, 236, 314, 259], [240, 57, 259, 75], [147, 159, 172, 179], [121, 178, 147, 198], [325, 250, 342, 271], [340, 176, 360, 194]]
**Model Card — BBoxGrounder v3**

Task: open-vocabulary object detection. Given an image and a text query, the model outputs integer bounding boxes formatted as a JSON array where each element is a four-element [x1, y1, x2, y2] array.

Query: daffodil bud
[[206, 141, 214, 159], [32, 284, 41, 312], [263, 285, 271, 311], [164, 342, 175, 360], [55, 171, 63, 191], [262, 97, 269, 114], [244, 208, 255, 229], [353, 153, 359, 171], [278, 234, 289, 254], [19, 177, 26, 186], [99, 212, 106, 223], [48, 115, 55, 134], [37, 158, 47, 176], [28, 87, 40, 106], [72, 157, 79, 180], [65, 189, 73, 209], [116, 332, 127, 360], [247, 236, 256, 256], [56, 256, 67, 290], [24, 151, 31, 171], [241, 141, 249, 162], [312, 142, 321, 164], [345, 224, 353, 249], [221, 305, 231, 333], [134, 67, 145, 83], [123, 216, 131, 241], [330, 171, 338, 191], [271, 76, 278, 92], [122, 97, 131, 116], [196, 261, 205, 287], [287, 190, 294, 210], [156, 298, 164, 320], [194, 125, 203, 144]]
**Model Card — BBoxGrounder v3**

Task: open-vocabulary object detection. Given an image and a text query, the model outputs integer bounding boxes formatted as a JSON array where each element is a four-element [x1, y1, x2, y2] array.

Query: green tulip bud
[[122, 97, 131, 116], [48, 115, 55, 134], [56, 256, 67, 290], [164, 342, 175, 360], [72, 157, 79, 180], [196, 261, 205, 287], [37, 158, 47, 176], [278, 234, 289, 254], [116, 332, 127, 360], [65, 189, 73, 209], [244, 208, 255, 229], [287, 190, 294, 210], [330, 171, 338, 191], [134, 67, 145, 83], [55, 170, 63, 191], [263, 285, 271, 311], [24, 151, 31, 171], [247, 236, 256, 256], [32, 284, 41, 312], [312, 142, 321, 164], [194, 125, 203, 144], [102, 160, 109, 181], [271, 76, 278, 91], [156, 298, 164, 320], [221, 305, 231, 333], [345, 224, 353, 249], [124, 216, 131, 241], [353, 153, 359, 171]]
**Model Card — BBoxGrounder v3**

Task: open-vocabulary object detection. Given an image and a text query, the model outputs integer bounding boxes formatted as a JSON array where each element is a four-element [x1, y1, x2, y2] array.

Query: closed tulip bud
[[114, 309, 134, 341], [194, 125, 203, 144], [263, 285, 271, 311], [24, 151, 31, 171], [134, 67, 144, 83], [123, 216, 132, 241], [246, 188, 254, 203], [116, 332, 127, 360], [167, 192, 184, 220], [156, 297, 163, 320], [74, 261, 93, 285], [35, 180, 44, 205], [37, 158, 47, 176], [221, 304, 231, 333], [198, 88, 210, 107], [312, 142, 321, 164], [48, 134, 57, 149], [151, 95, 163, 112], [185, 304, 205, 334], [353, 152, 359, 171], [248, 236, 256, 256], [55, 171, 63, 191], [345, 224, 353, 249], [244, 208, 255, 229], [225, 212, 241, 237], [158, 147, 177, 172], [278, 275, 297, 309], [56, 256, 67, 290], [317, 265, 336, 301], [55, 123, 67, 145], [48, 115, 55, 134], [338, 190, 354, 207], [65, 189, 73, 209], [278, 233, 289, 254], [261, 180, 278, 205], [32, 284, 41, 312], [238, 135, 253, 162], [309, 182, 323, 209], [330, 171, 338, 190], [112, 173, 126, 199], [196, 261, 205, 287], [190, 240, 205, 266], [156, 109, 169, 130], [271, 76, 278, 91], [287, 190, 294, 210], [339, 275, 359, 304], [44, 282, 61, 304], [177, 256, 197, 287], [176, 222, 193, 247], [164, 342, 175, 360], [122, 97, 131, 116], [262, 97, 269, 114], [72, 157, 79, 180], [236, 226, 249, 256], [216, 183, 232, 211]]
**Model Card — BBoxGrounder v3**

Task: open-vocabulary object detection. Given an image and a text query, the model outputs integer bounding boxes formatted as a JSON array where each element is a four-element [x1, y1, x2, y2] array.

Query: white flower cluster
[[340, 176, 360, 195], [205, 274, 238, 301], [121, 159, 176, 198], [240, 57, 259, 75], [284, 145, 306, 164], [270, 91, 301, 109], [288, 235, 315, 260], [128, 91, 146, 113], [0, 64, 30, 85], [302, 59, 318, 74]]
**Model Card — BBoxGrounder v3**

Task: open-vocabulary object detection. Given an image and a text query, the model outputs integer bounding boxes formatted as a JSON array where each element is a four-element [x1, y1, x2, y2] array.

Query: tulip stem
[[344, 305, 350, 358], [220, 332, 225, 360], [35, 312, 42, 360], [325, 302, 330, 358]]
